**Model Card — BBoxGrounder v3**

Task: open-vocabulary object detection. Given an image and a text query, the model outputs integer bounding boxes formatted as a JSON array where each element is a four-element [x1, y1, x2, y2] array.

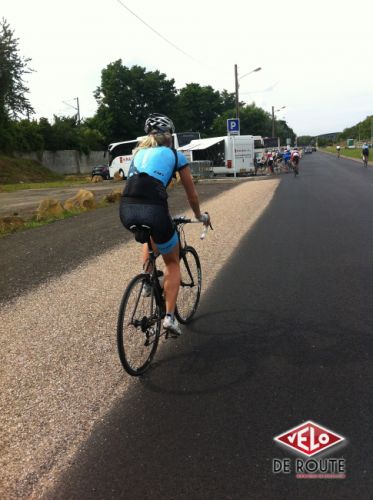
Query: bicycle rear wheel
[[117, 274, 161, 376], [175, 246, 201, 324]]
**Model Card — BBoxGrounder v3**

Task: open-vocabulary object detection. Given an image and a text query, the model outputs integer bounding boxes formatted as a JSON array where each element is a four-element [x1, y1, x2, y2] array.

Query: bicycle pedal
[[164, 329, 178, 340]]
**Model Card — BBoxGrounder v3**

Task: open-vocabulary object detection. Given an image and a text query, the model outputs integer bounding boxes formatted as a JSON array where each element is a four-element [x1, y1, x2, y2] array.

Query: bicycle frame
[[140, 218, 199, 329], [117, 215, 208, 374]]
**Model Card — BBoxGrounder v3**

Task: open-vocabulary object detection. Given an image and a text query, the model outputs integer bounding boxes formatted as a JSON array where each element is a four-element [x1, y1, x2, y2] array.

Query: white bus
[[179, 135, 256, 176], [107, 131, 201, 179]]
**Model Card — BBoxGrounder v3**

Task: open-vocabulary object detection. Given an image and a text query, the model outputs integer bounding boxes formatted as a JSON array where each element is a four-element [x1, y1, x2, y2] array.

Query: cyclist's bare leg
[[162, 244, 180, 314], [143, 241, 180, 313]]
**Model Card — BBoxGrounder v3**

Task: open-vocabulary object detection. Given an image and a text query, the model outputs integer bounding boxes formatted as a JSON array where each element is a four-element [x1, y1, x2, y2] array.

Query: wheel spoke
[[175, 247, 201, 324], [117, 275, 160, 375]]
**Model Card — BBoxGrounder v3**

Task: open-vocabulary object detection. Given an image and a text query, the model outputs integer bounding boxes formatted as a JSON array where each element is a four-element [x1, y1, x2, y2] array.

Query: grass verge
[[0, 178, 92, 192], [0, 199, 110, 237], [323, 146, 368, 160], [0, 155, 93, 191]]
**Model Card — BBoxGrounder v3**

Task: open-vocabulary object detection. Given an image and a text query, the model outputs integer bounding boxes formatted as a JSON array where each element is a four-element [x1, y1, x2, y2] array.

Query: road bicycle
[[117, 216, 210, 376], [291, 158, 299, 177]]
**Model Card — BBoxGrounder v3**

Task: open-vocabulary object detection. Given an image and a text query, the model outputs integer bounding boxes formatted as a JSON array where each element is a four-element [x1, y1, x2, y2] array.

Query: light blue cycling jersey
[[129, 146, 188, 187]]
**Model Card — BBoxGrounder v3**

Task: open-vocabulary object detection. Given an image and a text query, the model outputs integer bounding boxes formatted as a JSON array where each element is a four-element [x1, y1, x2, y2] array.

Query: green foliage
[[339, 115, 373, 141], [45, 115, 80, 150], [0, 155, 63, 184], [13, 120, 44, 151], [0, 18, 34, 124], [210, 103, 296, 143], [78, 126, 105, 151], [0, 18, 299, 153], [93, 60, 177, 142], [297, 135, 315, 145], [317, 137, 333, 147], [174, 83, 225, 136]]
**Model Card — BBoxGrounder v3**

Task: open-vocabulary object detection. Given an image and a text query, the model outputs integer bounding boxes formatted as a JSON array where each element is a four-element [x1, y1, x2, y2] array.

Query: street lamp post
[[62, 97, 81, 124], [271, 105, 286, 137], [235, 65, 262, 120]]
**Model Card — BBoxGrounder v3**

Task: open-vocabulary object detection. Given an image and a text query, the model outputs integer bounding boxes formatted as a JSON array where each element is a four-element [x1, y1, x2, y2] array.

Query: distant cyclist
[[336, 145, 341, 158], [266, 150, 274, 175], [291, 147, 300, 165], [283, 148, 291, 172], [362, 143, 369, 166]]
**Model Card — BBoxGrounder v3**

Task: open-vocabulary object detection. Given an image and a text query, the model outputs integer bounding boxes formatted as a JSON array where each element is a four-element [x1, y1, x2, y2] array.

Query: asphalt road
[[0, 180, 239, 302], [35, 152, 372, 499]]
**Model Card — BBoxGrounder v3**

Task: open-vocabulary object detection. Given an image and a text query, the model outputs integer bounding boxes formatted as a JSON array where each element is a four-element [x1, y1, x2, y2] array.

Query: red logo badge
[[274, 421, 345, 457]]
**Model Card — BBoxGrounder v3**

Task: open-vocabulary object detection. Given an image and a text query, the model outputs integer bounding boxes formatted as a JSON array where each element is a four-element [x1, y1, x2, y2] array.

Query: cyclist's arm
[[179, 165, 203, 220]]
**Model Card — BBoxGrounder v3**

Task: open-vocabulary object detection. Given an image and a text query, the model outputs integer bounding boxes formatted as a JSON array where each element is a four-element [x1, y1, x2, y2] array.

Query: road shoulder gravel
[[0, 178, 280, 499]]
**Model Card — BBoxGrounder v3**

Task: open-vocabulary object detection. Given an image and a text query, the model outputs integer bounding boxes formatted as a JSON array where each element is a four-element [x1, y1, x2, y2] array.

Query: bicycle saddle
[[129, 224, 151, 244]]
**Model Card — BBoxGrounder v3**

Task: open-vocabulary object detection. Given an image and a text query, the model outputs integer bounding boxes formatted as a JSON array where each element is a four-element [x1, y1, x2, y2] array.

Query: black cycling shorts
[[119, 201, 178, 254]]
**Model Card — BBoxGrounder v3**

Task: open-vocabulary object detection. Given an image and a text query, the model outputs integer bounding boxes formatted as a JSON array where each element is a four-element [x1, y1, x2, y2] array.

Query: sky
[[2, 0, 373, 137]]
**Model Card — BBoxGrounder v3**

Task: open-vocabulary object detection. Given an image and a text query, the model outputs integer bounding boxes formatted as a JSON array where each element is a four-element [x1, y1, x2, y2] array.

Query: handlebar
[[173, 214, 213, 240]]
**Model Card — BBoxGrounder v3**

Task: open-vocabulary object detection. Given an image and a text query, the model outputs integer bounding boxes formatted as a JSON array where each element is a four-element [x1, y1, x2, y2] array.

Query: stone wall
[[15, 150, 106, 175]]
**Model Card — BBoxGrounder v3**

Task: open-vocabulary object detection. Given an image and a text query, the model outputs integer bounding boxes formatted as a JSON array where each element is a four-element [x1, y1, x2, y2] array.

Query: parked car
[[91, 165, 110, 180], [304, 146, 313, 154]]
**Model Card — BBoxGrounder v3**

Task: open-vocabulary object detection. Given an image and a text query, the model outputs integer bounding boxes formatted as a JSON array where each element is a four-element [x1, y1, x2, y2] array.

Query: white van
[[179, 135, 255, 176], [107, 131, 201, 179]]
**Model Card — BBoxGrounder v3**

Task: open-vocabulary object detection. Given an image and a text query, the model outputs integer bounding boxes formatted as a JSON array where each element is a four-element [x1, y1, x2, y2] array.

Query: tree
[[219, 89, 236, 113], [93, 60, 178, 143], [297, 135, 314, 146], [0, 18, 34, 124], [210, 103, 296, 143], [275, 120, 296, 145], [339, 115, 373, 142], [211, 103, 272, 137], [174, 83, 224, 136]]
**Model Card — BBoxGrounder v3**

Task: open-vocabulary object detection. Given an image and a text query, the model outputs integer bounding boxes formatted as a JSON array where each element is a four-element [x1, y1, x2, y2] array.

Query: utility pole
[[75, 97, 81, 125], [272, 105, 286, 139], [62, 97, 81, 124], [235, 64, 239, 119]]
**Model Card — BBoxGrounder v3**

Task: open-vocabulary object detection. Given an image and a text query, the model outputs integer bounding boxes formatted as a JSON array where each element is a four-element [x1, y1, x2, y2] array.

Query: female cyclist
[[119, 113, 210, 336]]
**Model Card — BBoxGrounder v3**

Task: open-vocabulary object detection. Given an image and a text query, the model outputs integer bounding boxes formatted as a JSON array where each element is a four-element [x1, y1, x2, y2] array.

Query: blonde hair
[[133, 132, 172, 155]]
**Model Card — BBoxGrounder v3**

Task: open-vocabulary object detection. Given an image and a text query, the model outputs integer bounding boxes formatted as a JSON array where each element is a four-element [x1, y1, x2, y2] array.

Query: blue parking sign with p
[[227, 118, 240, 135]]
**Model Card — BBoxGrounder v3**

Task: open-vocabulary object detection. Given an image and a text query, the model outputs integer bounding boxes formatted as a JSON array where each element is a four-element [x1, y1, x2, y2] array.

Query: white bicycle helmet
[[144, 113, 175, 134]]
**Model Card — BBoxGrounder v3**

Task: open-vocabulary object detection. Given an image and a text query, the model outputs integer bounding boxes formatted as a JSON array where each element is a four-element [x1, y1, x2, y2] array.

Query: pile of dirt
[[0, 215, 25, 232], [35, 199, 64, 221], [0, 156, 63, 184], [63, 189, 97, 210]]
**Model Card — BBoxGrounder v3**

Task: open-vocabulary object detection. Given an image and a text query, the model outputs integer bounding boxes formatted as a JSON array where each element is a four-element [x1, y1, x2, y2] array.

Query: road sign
[[227, 118, 240, 136]]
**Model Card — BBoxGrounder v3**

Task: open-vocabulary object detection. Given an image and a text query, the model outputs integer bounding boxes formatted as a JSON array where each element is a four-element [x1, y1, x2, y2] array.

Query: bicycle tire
[[175, 246, 202, 324], [117, 274, 161, 376]]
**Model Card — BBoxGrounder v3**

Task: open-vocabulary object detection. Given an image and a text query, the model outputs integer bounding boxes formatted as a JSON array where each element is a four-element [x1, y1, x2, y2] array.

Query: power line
[[115, 0, 200, 64], [240, 81, 280, 95]]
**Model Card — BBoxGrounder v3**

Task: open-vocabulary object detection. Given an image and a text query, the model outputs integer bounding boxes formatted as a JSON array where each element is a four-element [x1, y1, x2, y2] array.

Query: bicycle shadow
[[138, 306, 373, 397]]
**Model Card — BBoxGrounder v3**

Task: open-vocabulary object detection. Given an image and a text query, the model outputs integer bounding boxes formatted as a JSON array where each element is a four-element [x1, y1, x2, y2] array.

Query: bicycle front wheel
[[175, 246, 202, 324], [117, 274, 161, 376]]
